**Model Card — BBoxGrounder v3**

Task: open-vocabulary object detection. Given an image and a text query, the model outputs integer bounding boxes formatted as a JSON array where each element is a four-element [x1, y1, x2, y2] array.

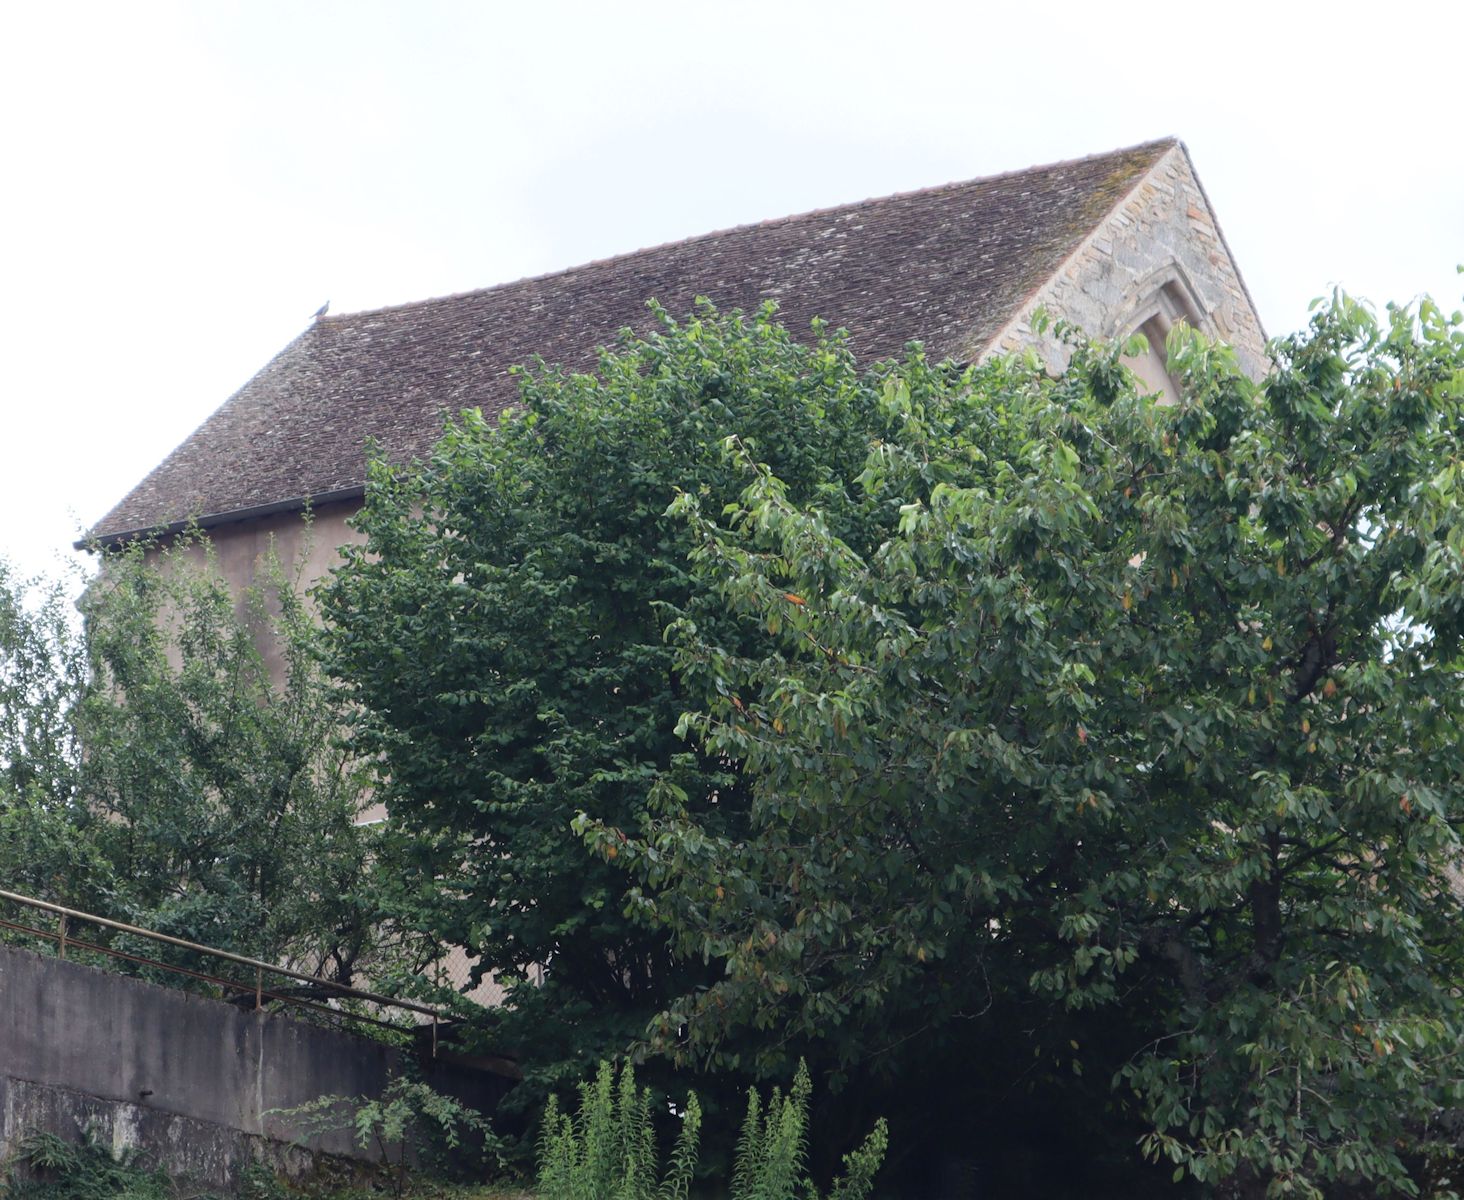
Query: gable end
[[981, 143, 1268, 380]]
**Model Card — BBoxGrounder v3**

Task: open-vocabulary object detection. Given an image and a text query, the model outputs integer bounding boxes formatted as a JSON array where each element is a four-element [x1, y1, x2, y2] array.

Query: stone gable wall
[[981, 145, 1269, 381]]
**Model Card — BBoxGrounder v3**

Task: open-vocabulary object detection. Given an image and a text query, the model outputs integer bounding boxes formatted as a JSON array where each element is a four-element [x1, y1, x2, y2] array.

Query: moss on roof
[[92, 139, 1175, 541]]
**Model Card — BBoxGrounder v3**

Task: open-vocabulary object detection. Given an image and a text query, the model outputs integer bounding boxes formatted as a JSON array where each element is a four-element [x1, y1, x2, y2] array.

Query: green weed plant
[[535, 1060, 885, 1200], [2, 1131, 176, 1200]]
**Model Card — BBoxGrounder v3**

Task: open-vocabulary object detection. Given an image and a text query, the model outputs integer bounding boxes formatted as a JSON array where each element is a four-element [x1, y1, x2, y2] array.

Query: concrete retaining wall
[[0, 944, 506, 1189]]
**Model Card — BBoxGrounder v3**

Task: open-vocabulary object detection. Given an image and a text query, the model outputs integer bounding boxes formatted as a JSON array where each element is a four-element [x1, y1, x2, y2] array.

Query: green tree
[[0, 558, 105, 907], [0, 535, 410, 985], [321, 303, 884, 1142], [585, 295, 1464, 1197]]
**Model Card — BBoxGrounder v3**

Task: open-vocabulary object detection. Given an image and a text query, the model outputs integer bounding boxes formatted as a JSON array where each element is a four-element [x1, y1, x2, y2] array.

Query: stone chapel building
[[88, 137, 1266, 640]]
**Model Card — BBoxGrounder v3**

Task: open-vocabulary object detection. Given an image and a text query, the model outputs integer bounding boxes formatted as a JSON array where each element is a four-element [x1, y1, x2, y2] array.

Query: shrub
[[275, 1075, 499, 1195]]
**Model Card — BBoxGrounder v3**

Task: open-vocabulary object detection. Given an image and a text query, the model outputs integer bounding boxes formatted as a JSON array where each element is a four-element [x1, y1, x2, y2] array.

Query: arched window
[[1111, 266, 1207, 401]]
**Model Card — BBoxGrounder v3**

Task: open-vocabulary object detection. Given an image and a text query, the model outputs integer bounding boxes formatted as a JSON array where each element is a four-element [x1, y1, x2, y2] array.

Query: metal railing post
[[56, 913, 67, 960]]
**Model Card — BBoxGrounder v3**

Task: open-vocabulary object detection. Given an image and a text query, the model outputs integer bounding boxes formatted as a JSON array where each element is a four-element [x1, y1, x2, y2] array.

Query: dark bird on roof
[[312, 301, 330, 320]]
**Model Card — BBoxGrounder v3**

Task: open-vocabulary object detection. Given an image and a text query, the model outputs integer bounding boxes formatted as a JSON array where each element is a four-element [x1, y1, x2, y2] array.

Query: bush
[[274, 1075, 500, 1196]]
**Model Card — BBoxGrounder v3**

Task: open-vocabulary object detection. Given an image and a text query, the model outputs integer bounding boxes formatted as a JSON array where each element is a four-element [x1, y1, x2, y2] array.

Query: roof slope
[[92, 139, 1174, 541]]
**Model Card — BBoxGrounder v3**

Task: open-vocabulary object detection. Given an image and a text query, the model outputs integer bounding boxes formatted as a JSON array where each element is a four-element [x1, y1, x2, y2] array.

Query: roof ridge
[[91, 136, 1188, 543], [320, 137, 1181, 325]]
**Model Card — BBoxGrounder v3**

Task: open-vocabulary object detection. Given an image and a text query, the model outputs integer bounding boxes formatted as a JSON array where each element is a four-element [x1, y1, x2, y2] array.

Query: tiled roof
[[90, 139, 1175, 542]]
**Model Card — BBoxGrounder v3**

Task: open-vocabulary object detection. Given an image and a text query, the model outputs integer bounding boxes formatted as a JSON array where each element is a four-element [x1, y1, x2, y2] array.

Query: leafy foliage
[[3, 1130, 178, 1200], [0, 561, 84, 806], [276, 1076, 499, 1195], [578, 295, 1464, 1197], [0, 533, 412, 985], [76, 535, 389, 977], [321, 303, 884, 1131], [0, 560, 106, 910], [535, 1060, 884, 1200]]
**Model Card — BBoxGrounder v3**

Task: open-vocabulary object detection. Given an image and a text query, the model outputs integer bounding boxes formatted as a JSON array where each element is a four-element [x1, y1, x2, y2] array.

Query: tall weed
[[536, 1060, 886, 1200]]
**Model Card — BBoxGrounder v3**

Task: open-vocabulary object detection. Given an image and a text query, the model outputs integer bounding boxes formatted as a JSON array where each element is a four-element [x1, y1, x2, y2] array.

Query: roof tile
[[91, 139, 1173, 540]]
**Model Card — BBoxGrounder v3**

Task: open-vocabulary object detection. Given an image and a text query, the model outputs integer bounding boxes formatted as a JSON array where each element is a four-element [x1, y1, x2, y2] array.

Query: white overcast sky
[[2, 0, 1461, 583]]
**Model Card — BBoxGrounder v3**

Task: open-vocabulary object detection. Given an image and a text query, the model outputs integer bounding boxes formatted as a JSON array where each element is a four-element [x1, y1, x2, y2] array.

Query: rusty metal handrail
[[0, 887, 447, 1036]]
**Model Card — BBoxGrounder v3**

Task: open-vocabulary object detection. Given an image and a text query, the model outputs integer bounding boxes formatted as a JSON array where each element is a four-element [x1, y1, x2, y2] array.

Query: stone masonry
[[982, 143, 1269, 381]]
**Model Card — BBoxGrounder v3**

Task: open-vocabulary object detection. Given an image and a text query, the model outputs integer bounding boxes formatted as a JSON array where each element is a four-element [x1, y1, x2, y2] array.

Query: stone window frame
[[1110, 261, 1208, 340], [1109, 263, 1210, 398]]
